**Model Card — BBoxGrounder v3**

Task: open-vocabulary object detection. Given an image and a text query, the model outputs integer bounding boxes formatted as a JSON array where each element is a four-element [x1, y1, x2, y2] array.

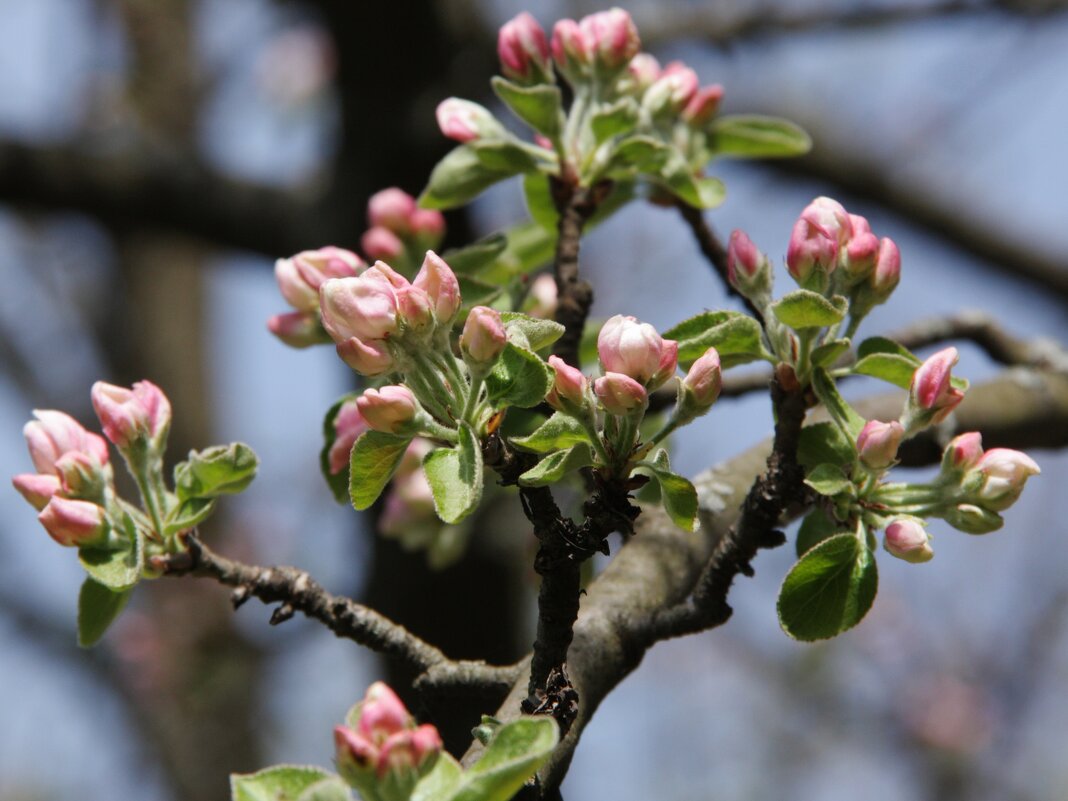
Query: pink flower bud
[[870, 237, 901, 297], [460, 306, 508, 366], [267, 310, 325, 348], [336, 336, 395, 377], [275, 248, 365, 312], [436, 98, 503, 143], [12, 473, 60, 511], [91, 380, 171, 451], [358, 681, 412, 745], [943, 432, 984, 473], [412, 251, 461, 325], [726, 229, 771, 296], [327, 399, 369, 475], [551, 18, 590, 75], [408, 724, 444, 767], [597, 315, 677, 388], [396, 284, 434, 333], [681, 84, 724, 126], [320, 271, 400, 343], [368, 188, 417, 233], [800, 197, 853, 247], [786, 217, 838, 286], [856, 419, 904, 470], [525, 273, 558, 319], [23, 410, 109, 475], [376, 725, 442, 780], [356, 386, 419, 435], [409, 208, 445, 244], [910, 347, 964, 424], [546, 355, 588, 410], [497, 12, 551, 83], [595, 372, 648, 415], [54, 451, 107, 498], [972, 448, 1040, 511], [842, 214, 880, 281], [334, 725, 377, 786], [644, 61, 698, 115], [38, 496, 108, 547], [681, 347, 722, 411], [622, 53, 660, 94], [883, 519, 934, 563], [361, 226, 405, 262], [579, 8, 640, 72]]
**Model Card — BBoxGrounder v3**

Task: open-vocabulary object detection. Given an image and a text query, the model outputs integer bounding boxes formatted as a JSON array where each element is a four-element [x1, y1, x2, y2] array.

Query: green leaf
[[457, 275, 504, 309], [664, 310, 767, 365], [412, 753, 464, 801], [771, 290, 847, 330], [485, 343, 554, 410], [77, 579, 132, 647], [500, 312, 565, 352], [856, 335, 920, 362], [796, 422, 856, 472], [164, 496, 217, 536], [319, 394, 358, 504], [518, 443, 595, 487], [423, 422, 483, 524], [447, 718, 559, 801], [795, 508, 838, 558], [523, 173, 558, 232], [491, 77, 564, 138], [662, 170, 726, 210], [231, 765, 334, 801], [348, 431, 413, 511], [811, 338, 851, 368], [708, 115, 812, 158], [590, 97, 640, 144], [469, 139, 540, 173], [295, 778, 351, 801], [175, 443, 259, 502], [777, 533, 877, 641], [804, 463, 854, 498], [811, 367, 866, 439], [511, 412, 592, 454], [442, 235, 508, 275], [851, 353, 921, 390], [605, 135, 672, 175], [420, 146, 518, 210], [636, 459, 699, 531], [79, 515, 142, 591]]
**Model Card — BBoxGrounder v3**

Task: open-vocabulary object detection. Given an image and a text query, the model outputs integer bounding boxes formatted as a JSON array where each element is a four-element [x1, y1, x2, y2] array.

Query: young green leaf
[[348, 431, 413, 511], [175, 443, 259, 502], [811, 368, 866, 439], [446, 718, 559, 801], [518, 443, 595, 487], [491, 77, 564, 139], [457, 275, 504, 309], [164, 496, 217, 536], [804, 463, 855, 498], [856, 335, 920, 362], [412, 753, 464, 801], [851, 353, 921, 390], [777, 533, 877, 642], [770, 290, 847, 330], [510, 412, 592, 454], [294, 777, 351, 801], [661, 170, 726, 210], [708, 115, 812, 158], [523, 172, 558, 232], [796, 422, 856, 472], [230, 765, 334, 801], [636, 460, 699, 531], [605, 135, 672, 175], [319, 394, 358, 505], [664, 310, 767, 365], [442, 234, 509, 275], [77, 579, 132, 648], [811, 338, 851, 368], [469, 139, 541, 173], [420, 146, 519, 210], [590, 96, 640, 143], [423, 422, 483, 524], [79, 514, 142, 591], [499, 312, 566, 351], [795, 508, 839, 558], [485, 343, 554, 410]]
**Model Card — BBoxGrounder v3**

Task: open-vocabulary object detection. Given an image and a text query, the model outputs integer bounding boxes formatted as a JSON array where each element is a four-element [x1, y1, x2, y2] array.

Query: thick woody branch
[[154, 533, 519, 693], [550, 181, 602, 368]]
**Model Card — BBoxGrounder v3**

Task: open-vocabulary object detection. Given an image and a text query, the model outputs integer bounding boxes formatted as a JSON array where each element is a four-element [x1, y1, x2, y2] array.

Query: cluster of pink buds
[[594, 315, 678, 415], [938, 432, 1041, 533], [334, 682, 442, 801], [268, 246, 364, 348], [550, 8, 640, 81], [498, 11, 553, 85], [361, 188, 445, 265]]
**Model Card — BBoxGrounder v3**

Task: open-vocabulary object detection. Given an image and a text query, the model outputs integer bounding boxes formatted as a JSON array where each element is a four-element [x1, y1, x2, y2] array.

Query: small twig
[[551, 180, 602, 368], [154, 533, 519, 692]]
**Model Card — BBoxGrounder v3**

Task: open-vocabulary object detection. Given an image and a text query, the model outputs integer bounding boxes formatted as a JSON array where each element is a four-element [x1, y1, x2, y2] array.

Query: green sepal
[[420, 146, 519, 210], [663, 310, 768, 367], [423, 422, 483, 524], [777, 532, 878, 642], [491, 77, 564, 139], [811, 367, 866, 439], [804, 463, 855, 498], [412, 753, 463, 801], [510, 412, 592, 454], [518, 443, 594, 487], [811, 338, 851, 368], [485, 343, 554, 410], [320, 393, 358, 504], [770, 290, 847, 330], [636, 452, 699, 531], [795, 507, 838, 558], [445, 718, 559, 801], [78, 512, 143, 591], [230, 765, 335, 801], [77, 579, 132, 648], [443, 235, 509, 275], [707, 115, 812, 159], [348, 431, 413, 511], [174, 443, 259, 502], [590, 97, 640, 144], [499, 311, 565, 351], [796, 422, 856, 472]]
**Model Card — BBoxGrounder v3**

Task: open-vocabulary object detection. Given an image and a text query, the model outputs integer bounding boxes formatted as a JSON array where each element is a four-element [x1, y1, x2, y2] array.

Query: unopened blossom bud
[[377, 725, 442, 785], [681, 84, 724, 126], [91, 380, 171, 452], [620, 53, 660, 95], [275, 247, 364, 312], [546, 355, 588, 410], [595, 372, 648, 415], [38, 496, 108, 548], [361, 226, 405, 262], [941, 431, 984, 474], [320, 271, 399, 343], [786, 217, 838, 288], [726, 229, 772, 300], [909, 347, 965, 425], [870, 237, 901, 297], [358, 682, 412, 745], [842, 214, 880, 281], [356, 387, 420, 435], [54, 451, 108, 499], [525, 273, 558, 319], [12, 473, 60, 511], [856, 419, 904, 470], [551, 18, 590, 78], [579, 8, 640, 73], [396, 284, 434, 334], [336, 336, 395, 377], [970, 448, 1040, 511], [334, 725, 377, 789], [367, 188, 417, 233], [24, 410, 110, 476], [409, 208, 445, 245], [677, 347, 722, 422], [497, 12, 552, 84], [436, 98, 505, 143], [267, 310, 327, 348], [800, 197, 853, 247], [943, 503, 1003, 535], [327, 399, 369, 475], [643, 61, 698, 116], [597, 315, 678, 389], [412, 251, 461, 325], [460, 306, 508, 367], [883, 519, 934, 563]]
